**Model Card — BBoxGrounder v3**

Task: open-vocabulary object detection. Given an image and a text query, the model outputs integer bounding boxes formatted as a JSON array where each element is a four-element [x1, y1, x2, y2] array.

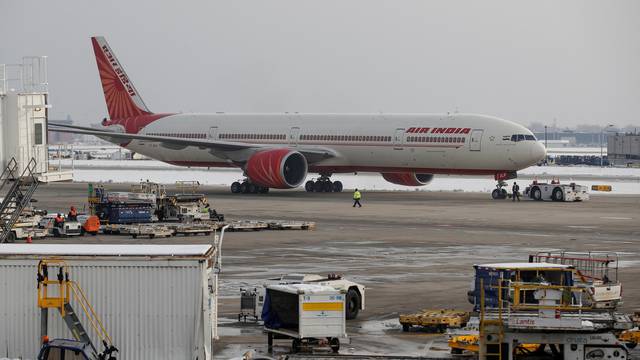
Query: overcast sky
[[1, 0, 639, 128]]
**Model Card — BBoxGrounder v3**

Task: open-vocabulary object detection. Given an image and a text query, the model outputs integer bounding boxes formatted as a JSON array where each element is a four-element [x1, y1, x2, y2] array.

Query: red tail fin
[[91, 36, 152, 119]]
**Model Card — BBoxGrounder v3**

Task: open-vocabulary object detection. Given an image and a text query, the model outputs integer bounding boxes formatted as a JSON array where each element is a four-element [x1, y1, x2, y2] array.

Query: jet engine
[[381, 172, 434, 186], [245, 149, 308, 189]]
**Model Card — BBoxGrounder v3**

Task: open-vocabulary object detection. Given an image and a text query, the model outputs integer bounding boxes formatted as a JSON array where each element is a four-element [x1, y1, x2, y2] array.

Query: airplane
[[50, 36, 546, 196]]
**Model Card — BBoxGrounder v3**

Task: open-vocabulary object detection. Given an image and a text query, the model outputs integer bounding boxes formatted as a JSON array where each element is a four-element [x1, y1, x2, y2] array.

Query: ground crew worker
[[67, 206, 78, 221], [54, 213, 64, 228], [512, 182, 520, 202], [353, 188, 362, 208]]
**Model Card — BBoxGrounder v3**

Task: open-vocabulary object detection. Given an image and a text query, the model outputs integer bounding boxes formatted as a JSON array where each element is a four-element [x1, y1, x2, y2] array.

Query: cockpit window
[[511, 134, 536, 142]]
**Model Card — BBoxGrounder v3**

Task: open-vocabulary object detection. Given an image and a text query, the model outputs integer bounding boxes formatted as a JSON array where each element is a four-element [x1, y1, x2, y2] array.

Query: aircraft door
[[208, 126, 218, 140], [393, 128, 405, 150], [469, 129, 483, 151], [289, 127, 300, 147]]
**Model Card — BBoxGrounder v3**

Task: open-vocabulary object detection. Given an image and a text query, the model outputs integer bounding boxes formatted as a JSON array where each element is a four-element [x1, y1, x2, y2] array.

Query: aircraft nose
[[531, 142, 546, 163]]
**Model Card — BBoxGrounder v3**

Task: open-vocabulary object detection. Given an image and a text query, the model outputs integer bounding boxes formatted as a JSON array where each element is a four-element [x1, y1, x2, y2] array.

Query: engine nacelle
[[245, 149, 308, 189], [381, 172, 434, 186]]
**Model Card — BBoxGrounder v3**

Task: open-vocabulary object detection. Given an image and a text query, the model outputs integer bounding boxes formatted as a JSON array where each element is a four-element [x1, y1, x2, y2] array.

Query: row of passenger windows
[[300, 134, 392, 142], [147, 132, 206, 139], [511, 134, 537, 142], [220, 133, 286, 140], [407, 136, 465, 144]]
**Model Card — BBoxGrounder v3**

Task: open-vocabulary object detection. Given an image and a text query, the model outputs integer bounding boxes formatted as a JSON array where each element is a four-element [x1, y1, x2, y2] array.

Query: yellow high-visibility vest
[[353, 191, 361, 200]]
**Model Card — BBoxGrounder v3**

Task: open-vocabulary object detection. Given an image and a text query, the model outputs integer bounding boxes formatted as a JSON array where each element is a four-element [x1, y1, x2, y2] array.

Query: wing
[[48, 123, 336, 164]]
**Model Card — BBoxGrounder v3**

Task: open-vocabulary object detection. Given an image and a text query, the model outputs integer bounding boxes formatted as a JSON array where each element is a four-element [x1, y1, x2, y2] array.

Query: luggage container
[[0, 244, 218, 360], [262, 284, 347, 353]]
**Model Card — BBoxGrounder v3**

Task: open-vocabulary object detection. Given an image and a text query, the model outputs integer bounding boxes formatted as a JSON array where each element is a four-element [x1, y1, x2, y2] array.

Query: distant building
[[607, 133, 640, 166]]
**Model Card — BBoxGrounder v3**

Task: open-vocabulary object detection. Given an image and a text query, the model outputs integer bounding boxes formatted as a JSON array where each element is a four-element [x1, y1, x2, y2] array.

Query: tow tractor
[[36, 259, 118, 360], [524, 178, 589, 202]]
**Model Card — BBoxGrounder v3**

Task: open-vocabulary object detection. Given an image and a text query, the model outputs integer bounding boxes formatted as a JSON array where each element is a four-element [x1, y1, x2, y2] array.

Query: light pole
[[544, 125, 548, 149], [600, 124, 614, 167]]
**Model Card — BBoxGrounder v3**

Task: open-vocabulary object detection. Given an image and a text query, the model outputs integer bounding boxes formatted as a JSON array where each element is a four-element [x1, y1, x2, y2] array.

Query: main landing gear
[[304, 176, 343, 193], [491, 180, 508, 200], [230, 180, 269, 194]]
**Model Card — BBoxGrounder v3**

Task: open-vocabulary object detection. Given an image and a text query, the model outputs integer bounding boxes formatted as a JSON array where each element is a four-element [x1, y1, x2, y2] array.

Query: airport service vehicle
[[78, 215, 101, 235], [50, 36, 546, 195], [256, 273, 365, 320], [530, 251, 622, 309], [262, 284, 346, 354], [524, 180, 589, 202], [39, 214, 82, 237]]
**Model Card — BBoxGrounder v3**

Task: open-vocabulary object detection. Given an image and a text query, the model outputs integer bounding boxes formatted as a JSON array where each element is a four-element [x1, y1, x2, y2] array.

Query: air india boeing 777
[[51, 36, 546, 195]]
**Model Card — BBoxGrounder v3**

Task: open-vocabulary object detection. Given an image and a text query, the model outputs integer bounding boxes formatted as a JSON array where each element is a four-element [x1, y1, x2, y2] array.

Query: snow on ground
[[59, 159, 640, 194]]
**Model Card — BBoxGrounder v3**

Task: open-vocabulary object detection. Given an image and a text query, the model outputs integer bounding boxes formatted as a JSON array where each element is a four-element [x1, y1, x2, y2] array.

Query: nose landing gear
[[305, 175, 343, 193], [231, 179, 270, 194], [491, 180, 509, 200]]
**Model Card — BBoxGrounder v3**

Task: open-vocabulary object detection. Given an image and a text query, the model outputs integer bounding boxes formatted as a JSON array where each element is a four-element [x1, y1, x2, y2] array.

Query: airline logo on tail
[[91, 36, 151, 120]]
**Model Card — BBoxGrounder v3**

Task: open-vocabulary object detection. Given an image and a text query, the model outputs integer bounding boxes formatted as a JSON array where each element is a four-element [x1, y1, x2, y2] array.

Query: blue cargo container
[[470, 262, 574, 311], [100, 204, 152, 224]]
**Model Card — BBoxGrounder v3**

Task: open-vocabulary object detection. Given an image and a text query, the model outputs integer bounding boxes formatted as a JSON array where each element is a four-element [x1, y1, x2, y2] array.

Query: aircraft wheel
[[491, 189, 501, 199], [314, 181, 324, 192], [305, 181, 315, 192], [323, 181, 333, 192], [247, 183, 257, 194], [231, 182, 241, 193], [332, 181, 343, 192], [259, 186, 269, 194], [240, 182, 249, 194]]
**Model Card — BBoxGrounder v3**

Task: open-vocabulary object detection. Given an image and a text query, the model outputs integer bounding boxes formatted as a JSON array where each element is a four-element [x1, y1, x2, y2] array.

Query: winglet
[[91, 36, 152, 119]]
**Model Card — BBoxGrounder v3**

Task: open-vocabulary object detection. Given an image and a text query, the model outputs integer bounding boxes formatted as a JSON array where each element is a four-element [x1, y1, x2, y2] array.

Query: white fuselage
[[121, 113, 546, 176]]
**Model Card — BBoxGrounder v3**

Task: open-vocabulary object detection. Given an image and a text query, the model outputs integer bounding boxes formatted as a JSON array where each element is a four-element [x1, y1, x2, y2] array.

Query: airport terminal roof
[[0, 244, 214, 258]]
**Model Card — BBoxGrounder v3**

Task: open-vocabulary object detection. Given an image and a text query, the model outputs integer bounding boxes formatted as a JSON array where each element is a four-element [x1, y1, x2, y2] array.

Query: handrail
[[70, 281, 114, 345]]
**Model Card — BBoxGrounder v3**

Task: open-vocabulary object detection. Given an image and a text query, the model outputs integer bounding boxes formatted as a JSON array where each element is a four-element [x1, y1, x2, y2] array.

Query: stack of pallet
[[399, 309, 470, 332]]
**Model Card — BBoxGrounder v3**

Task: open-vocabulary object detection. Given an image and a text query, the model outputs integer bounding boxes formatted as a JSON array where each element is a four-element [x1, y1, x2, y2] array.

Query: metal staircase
[[37, 259, 118, 359], [0, 157, 39, 243], [479, 279, 505, 360]]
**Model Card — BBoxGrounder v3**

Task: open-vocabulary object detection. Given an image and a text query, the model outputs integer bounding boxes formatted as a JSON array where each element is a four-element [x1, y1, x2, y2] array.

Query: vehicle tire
[[332, 181, 343, 192], [230, 182, 241, 194], [491, 189, 501, 199], [305, 181, 315, 192], [247, 183, 257, 194], [451, 348, 464, 355], [345, 288, 361, 320], [91, 232, 98, 236], [80, 228, 86, 236], [132, 234, 138, 239], [5, 232, 16, 243], [625, 342, 637, 350], [532, 187, 542, 201], [292, 339, 301, 353], [259, 186, 269, 193], [329, 338, 340, 353], [402, 324, 410, 332], [314, 181, 324, 192], [240, 182, 249, 194], [552, 187, 563, 202], [149, 234, 155, 239]]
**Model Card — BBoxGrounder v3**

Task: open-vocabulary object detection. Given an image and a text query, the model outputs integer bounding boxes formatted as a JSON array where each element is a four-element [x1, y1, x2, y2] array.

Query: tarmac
[[28, 182, 640, 358]]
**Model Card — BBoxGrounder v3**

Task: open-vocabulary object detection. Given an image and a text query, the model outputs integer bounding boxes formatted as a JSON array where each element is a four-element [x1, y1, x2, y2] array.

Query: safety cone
[[26, 235, 32, 244]]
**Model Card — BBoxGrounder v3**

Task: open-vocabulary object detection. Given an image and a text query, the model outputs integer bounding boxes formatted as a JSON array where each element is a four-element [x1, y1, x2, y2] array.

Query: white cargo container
[[263, 284, 347, 353], [0, 244, 218, 360]]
